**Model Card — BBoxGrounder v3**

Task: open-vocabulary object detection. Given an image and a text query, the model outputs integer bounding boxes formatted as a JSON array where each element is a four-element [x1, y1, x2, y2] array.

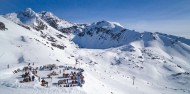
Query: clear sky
[[0, 0, 190, 38]]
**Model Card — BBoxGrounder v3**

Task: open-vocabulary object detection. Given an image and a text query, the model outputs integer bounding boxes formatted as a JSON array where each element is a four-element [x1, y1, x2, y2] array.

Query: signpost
[[132, 76, 135, 85]]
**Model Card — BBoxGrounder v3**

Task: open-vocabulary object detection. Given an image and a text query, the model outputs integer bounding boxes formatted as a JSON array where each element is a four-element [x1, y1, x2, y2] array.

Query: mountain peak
[[3, 8, 48, 31], [95, 20, 123, 28], [24, 8, 33, 12], [90, 20, 124, 32], [21, 8, 37, 17]]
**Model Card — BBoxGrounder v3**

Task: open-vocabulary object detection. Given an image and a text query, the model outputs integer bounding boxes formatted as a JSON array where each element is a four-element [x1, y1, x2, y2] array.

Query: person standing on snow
[[77, 74, 81, 86], [32, 76, 35, 81], [38, 77, 41, 82]]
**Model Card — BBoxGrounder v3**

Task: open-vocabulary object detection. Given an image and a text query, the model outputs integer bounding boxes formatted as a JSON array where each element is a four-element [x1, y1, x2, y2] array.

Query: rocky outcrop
[[0, 22, 7, 30]]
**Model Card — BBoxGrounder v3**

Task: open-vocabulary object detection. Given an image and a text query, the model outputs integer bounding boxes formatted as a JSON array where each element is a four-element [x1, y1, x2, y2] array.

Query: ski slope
[[1, 11, 190, 94]]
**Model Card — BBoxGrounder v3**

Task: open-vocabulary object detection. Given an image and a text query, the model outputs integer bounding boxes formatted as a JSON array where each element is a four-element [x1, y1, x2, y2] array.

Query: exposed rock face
[[39, 11, 60, 29], [3, 8, 47, 31], [33, 19, 48, 31], [38, 11, 86, 34], [0, 22, 7, 30]]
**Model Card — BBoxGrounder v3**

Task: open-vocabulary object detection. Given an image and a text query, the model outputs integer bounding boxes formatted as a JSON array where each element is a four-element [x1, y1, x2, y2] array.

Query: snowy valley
[[0, 8, 190, 94]]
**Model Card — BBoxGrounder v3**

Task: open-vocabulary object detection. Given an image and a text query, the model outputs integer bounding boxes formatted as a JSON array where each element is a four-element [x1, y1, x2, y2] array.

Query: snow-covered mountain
[[38, 11, 87, 34], [39, 11, 74, 29], [5, 8, 190, 49], [4, 8, 86, 34], [73, 20, 190, 49], [4, 8, 48, 31], [38, 11, 78, 34], [1, 8, 190, 94]]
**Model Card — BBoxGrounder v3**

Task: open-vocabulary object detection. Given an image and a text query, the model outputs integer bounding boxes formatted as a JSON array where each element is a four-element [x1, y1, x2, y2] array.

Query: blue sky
[[0, 0, 190, 38]]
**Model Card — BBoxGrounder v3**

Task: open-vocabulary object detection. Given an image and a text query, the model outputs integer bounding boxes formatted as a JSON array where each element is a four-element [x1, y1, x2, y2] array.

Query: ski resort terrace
[[12, 63, 85, 87]]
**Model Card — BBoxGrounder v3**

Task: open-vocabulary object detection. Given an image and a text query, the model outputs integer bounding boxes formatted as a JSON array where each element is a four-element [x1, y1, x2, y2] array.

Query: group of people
[[58, 70, 85, 87], [58, 83, 78, 87], [13, 68, 21, 74], [16, 63, 85, 87], [21, 71, 36, 82], [39, 64, 57, 71], [20, 63, 38, 83], [63, 66, 84, 73]]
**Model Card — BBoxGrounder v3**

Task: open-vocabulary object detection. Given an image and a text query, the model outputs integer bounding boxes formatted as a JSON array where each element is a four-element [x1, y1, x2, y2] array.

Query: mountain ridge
[[0, 8, 190, 94], [2, 8, 190, 49]]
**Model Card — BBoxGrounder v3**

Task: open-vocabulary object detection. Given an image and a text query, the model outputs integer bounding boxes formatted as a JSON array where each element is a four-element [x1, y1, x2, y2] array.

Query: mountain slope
[[1, 8, 190, 94], [73, 20, 190, 49]]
